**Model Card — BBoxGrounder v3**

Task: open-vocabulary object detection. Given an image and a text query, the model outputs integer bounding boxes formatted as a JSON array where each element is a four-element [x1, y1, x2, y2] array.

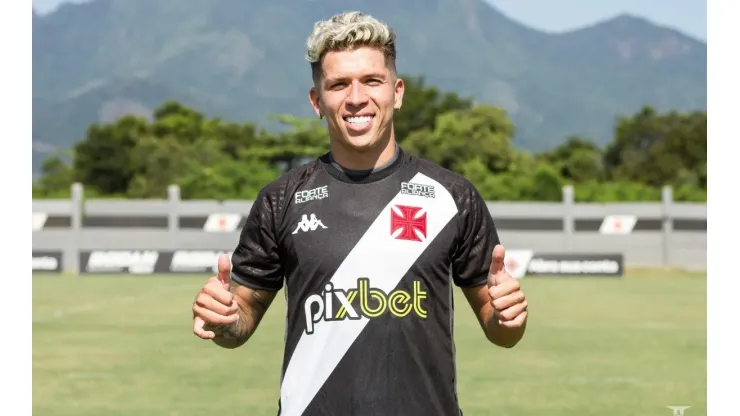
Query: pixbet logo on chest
[[303, 278, 428, 335]]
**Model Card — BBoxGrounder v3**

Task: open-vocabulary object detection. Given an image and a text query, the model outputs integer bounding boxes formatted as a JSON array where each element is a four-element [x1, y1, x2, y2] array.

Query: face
[[309, 46, 404, 153]]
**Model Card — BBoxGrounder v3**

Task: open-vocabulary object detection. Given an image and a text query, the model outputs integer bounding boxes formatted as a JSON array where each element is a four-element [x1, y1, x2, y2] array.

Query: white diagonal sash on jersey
[[279, 173, 459, 416]]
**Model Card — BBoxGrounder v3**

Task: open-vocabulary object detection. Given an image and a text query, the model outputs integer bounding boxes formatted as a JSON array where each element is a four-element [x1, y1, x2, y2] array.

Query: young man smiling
[[191, 11, 529, 416]]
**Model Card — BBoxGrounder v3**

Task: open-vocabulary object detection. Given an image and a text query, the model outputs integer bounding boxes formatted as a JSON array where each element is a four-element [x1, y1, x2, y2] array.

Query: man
[[192, 11, 528, 416]]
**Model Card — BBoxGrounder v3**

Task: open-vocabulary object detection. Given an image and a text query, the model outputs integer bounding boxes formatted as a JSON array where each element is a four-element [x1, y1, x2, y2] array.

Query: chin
[[343, 133, 379, 150]]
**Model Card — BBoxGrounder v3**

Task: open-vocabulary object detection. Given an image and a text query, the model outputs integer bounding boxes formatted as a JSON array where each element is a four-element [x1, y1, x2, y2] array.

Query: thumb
[[217, 254, 231, 288], [488, 245, 506, 287]]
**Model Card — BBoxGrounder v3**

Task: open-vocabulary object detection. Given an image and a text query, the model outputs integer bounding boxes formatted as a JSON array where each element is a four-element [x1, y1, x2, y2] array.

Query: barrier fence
[[32, 183, 706, 276]]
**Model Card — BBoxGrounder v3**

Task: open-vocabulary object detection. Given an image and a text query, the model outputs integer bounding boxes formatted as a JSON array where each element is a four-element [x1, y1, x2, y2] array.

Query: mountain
[[32, 0, 706, 173]]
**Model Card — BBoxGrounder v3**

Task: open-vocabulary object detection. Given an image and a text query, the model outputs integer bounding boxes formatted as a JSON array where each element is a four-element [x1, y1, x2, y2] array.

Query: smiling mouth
[[342, 115, 374, 133], [343, 115, 373, 125]]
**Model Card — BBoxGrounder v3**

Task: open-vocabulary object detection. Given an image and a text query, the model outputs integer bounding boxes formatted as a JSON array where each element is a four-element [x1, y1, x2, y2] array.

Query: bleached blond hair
[[305, 11, 397, 81]]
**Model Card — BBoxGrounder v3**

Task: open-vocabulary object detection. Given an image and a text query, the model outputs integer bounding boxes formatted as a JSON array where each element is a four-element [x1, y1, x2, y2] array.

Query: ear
[[393, 77, 405, 111], [309, 87, 323, 118]]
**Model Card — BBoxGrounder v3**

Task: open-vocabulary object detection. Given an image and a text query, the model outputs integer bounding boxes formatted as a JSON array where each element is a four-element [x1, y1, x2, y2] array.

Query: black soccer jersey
[[231, 147, 500, 416]]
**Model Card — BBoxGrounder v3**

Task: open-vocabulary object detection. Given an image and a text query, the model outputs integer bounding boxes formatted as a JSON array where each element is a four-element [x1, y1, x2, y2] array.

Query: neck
[[329, 131, 397, 171]]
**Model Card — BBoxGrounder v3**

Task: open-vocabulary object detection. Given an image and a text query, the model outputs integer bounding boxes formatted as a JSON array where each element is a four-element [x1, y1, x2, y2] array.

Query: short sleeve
[[450, 184, 500, 288], [230, 189, 284, 291]]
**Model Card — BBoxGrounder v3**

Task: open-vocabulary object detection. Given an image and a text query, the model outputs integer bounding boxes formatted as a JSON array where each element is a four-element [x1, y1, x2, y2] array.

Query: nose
[[345, 81, 368, 107]]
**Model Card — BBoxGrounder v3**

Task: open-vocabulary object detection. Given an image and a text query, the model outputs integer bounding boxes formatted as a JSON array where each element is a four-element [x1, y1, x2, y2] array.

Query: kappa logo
[[292, 213, 327, 234], [401, 181, 435, 198], [391, 205, 427, 242], [303, 278, 428, 335], [295, 186, 329, 204]]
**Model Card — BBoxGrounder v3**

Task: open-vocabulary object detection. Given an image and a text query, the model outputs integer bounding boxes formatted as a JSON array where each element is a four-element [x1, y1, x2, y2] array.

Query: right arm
[[209, 188, 285, 348], [206, 282, 278, 349]]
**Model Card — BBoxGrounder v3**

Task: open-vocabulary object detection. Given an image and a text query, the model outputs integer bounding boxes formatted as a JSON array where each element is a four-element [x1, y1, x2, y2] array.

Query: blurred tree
[[246, 114, 329, 171], [393, 75, 473, 142], [179, 157, 281, 200], [604, 105, 707, 188], [73, 115, 148, 195], [127, 134, 192, 198], [404, 104, 516, 174], [537, 136, 604, 183], [32, 156, 75, 198]]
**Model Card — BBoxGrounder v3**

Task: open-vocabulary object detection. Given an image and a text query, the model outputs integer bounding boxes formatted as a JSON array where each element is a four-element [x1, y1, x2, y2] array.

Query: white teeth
[[345, 116, 372, 124]]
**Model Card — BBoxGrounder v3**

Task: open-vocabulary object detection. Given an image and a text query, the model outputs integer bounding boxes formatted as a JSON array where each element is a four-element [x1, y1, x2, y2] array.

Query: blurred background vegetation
[[32, 0, 706, 202], [33, 81, 706, 202]]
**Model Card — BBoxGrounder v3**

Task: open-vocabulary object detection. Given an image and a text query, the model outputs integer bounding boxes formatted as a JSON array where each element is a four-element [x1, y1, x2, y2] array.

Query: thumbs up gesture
[[192, 254, 240, 339], [488, 245, 528, 329]]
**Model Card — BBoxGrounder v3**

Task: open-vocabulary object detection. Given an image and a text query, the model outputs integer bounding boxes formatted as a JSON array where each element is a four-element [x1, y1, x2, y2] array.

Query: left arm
[[450, 183, 528, 348], [461, 282, 527, 348]]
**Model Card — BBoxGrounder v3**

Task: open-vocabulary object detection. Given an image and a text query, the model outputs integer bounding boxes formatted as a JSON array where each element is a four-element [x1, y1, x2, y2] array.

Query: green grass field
[[33, 269, 707, 416]]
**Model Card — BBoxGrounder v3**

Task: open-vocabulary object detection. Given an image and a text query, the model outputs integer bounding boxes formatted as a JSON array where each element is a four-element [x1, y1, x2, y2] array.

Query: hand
[[192, 254, 240, 339], [487, 245, 528, 329]]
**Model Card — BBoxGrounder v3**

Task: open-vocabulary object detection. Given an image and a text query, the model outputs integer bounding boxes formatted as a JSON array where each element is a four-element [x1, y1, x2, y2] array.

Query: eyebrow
[[325, 73, 387, 84]]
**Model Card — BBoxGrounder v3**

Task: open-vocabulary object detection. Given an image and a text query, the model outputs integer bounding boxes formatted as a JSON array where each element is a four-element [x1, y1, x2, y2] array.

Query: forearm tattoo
[[205, 282, 274, 346]]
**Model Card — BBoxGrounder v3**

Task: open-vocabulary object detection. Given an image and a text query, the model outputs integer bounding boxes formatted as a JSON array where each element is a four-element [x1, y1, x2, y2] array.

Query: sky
[[32, 0, 707, 41], [488, 0, 706, 41]]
